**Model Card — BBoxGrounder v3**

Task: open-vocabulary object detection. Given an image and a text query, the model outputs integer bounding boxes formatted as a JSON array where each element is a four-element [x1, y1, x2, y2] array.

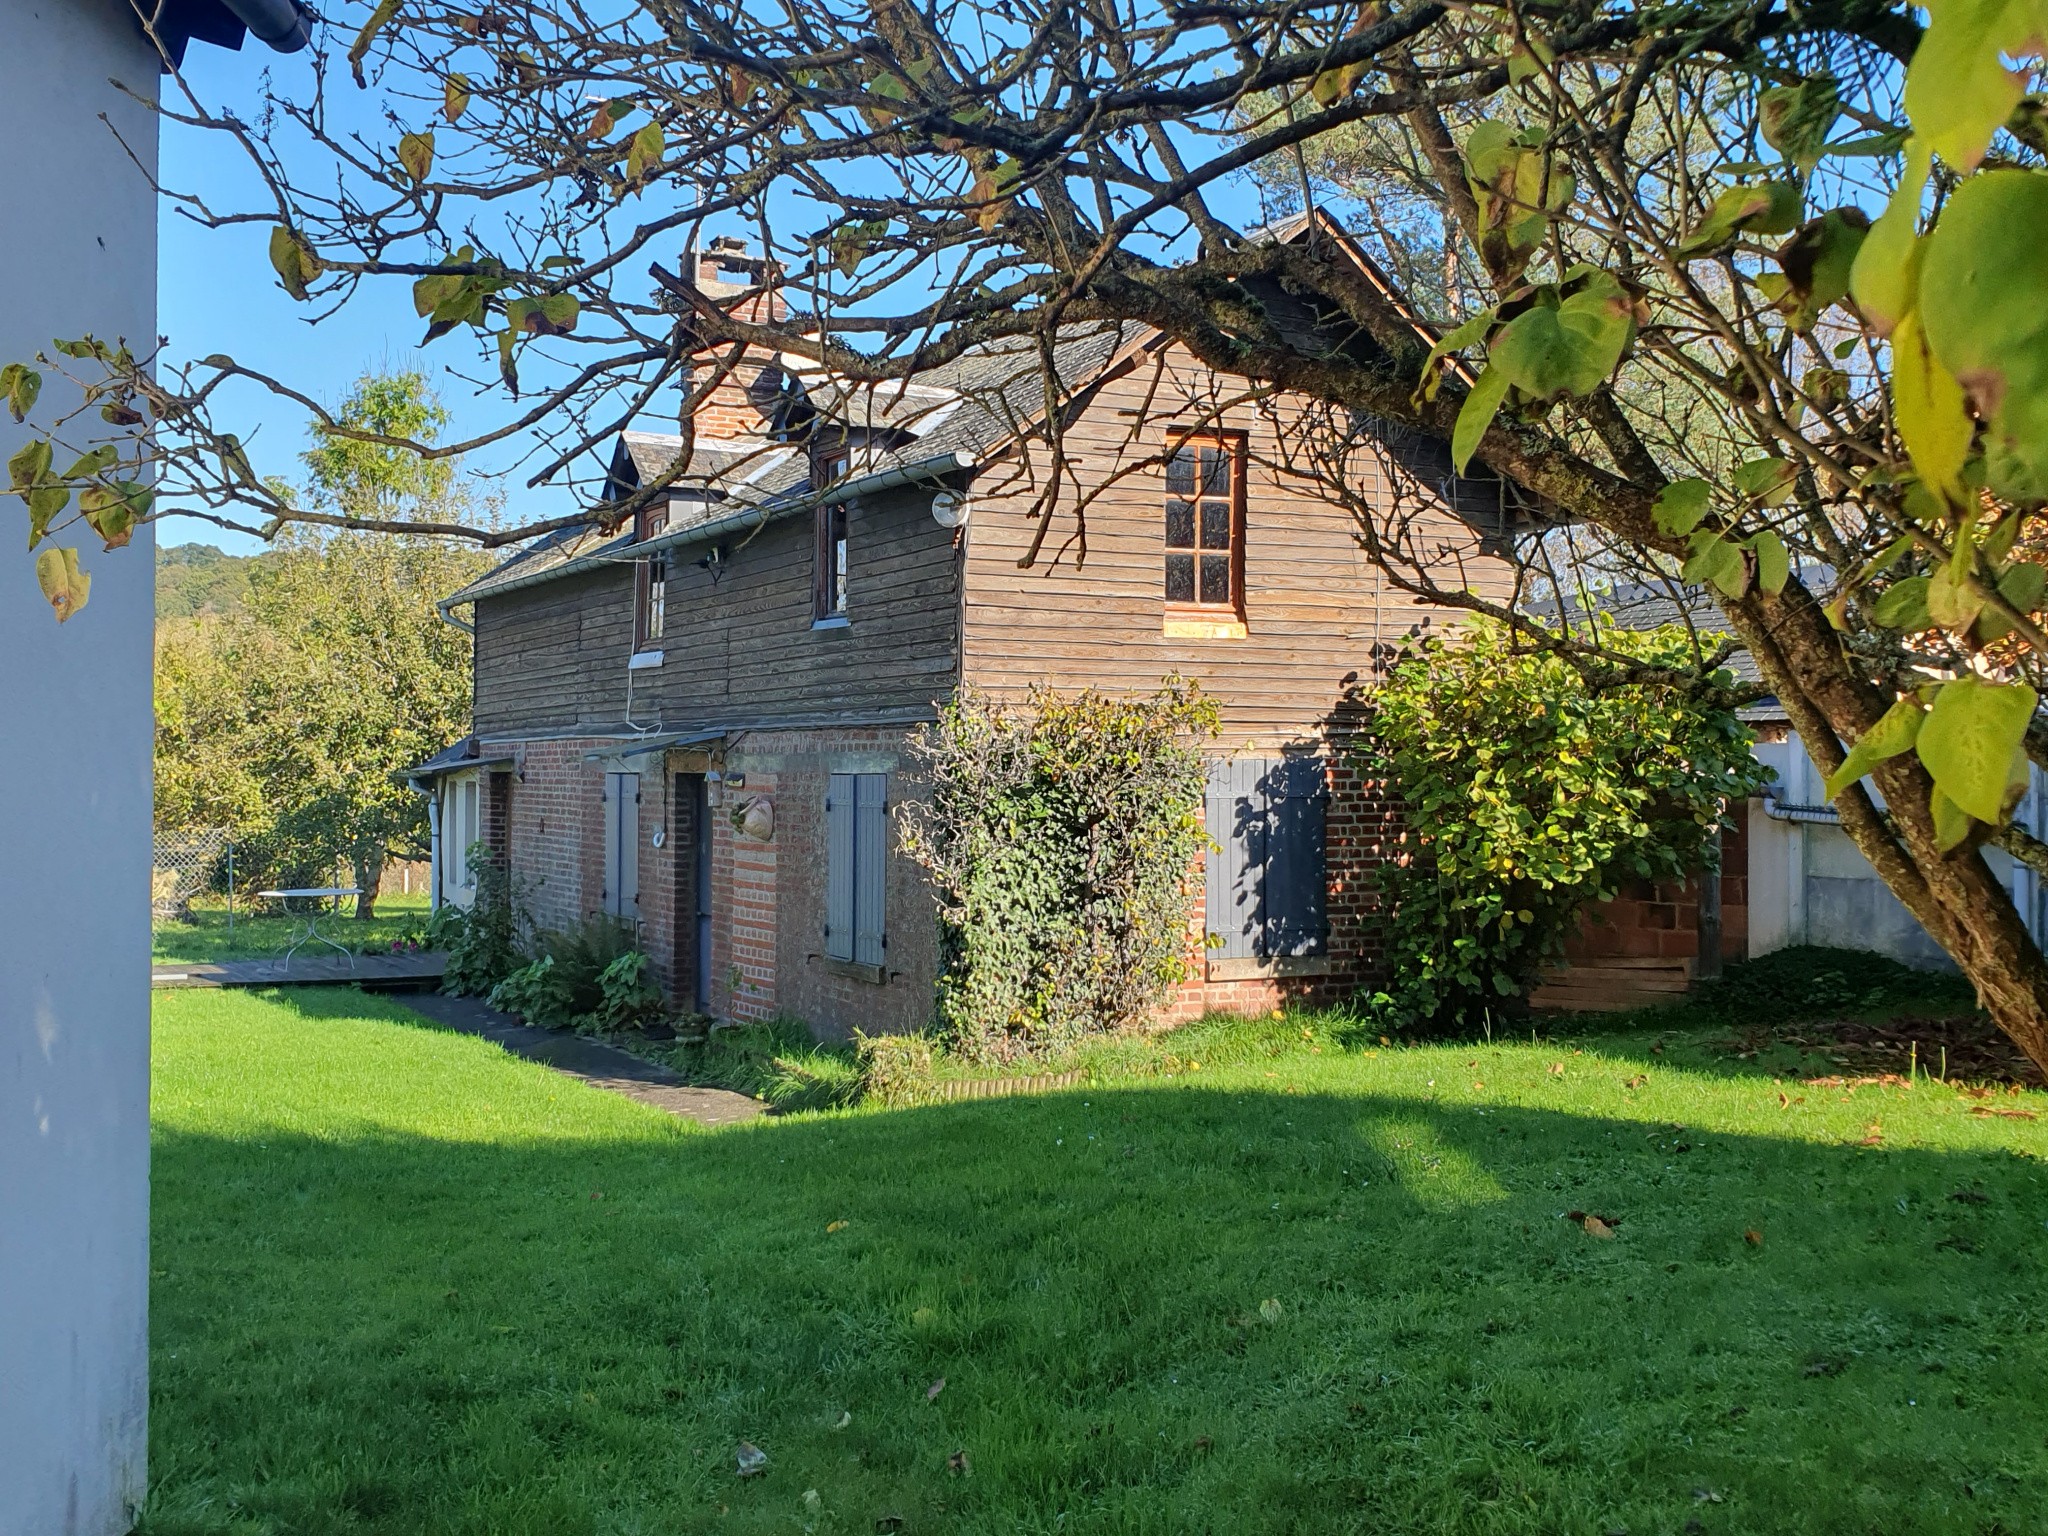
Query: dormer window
[[814, 502, 849, 622]]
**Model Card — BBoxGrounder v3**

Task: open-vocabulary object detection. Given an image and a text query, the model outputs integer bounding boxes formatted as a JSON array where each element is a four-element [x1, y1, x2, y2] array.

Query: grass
[[152, 892, 430, 965], [147, 985, 2048, 1534]]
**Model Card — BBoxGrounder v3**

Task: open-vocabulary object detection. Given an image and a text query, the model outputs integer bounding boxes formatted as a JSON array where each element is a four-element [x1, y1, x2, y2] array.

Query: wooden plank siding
[[472, 482, 961, 737], [959, 341, 1511, 740]]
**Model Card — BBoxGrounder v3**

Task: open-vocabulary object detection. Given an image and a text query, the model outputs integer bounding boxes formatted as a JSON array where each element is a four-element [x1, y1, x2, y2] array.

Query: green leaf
[[497, 328, 520, 393], [0, 362, 40, 422], [61, 445, 118, 480], [1926, 558, 1986, 630], [1849, 138, 1933, 336], [1902, 0, 2047, 171], [1450, 363, 1508, 476], [1653, 479, 1712, 536], [1892, 308, 1976, 504], [1873, 574, 1933, 629], [1414, 306, 1496, 407], [1931, 786, 1974, 851], [1917, 168, 2048, 503], [1731, 458, 1797, 505], [1486, 269, 1637, 401], [1678, 181, 1803, 255], [509, 293, 579, 337], [1824, 696, 1926, 797], [443, 73, 471, 123], [348, 0, 401, 87], [8, 438, 50, 491], [1760, 74, 1841, 175], [26, 480, 69, 549], [1752, 529, 1791, 593], [1915, 674, 2038, 823], [1682, 531, 1747, 596], [397, 130, 435, 184], [34, 545, 89, 622], [1999, 559, 2047, 614], [1506, 32, 1555, 87]]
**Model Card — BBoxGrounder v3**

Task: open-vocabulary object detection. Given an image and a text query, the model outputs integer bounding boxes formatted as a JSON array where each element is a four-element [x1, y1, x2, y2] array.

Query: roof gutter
[[437, 449, 975, 616], [221, 0, 314, 51]]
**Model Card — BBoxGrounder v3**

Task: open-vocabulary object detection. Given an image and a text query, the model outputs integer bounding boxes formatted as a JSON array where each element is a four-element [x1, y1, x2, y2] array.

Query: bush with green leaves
[[902, 681, 1219, 1062], [436, 845, 525, 997], [1365, 617, 1770, 1032], [487, 954, 576, 1028], [591, 950, 667, 1033]]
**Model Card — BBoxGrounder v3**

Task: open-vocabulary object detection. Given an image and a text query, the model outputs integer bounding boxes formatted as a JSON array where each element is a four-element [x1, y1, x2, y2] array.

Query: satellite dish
[[931, 489, 971, 528]]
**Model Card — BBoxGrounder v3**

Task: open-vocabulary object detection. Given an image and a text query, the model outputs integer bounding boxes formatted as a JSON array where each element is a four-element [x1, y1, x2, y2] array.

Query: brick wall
[[1560, 814, 1751, 965], [501, 738, 606, 937]]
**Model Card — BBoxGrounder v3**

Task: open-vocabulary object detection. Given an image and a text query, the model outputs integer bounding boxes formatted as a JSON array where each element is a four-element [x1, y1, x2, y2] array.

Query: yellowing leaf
[[1760, 74, 1841, 174], [1678, 181, 1803, 255], [1931, 785, 1974, 851], [1903, 0, 2046, 171], [35, 545, 89, 622], [1823, 696, 1925, 797], [626, 121, 664, 185], [1915, 674, 2038, 823], [0, 362, 40, 423], [348, 0, 401, 87], [1850, 139, 1933, 335], [1893, 309, 1975, 504], [398, 130, 435, 183], [825, 1219, 848, 1233], [443, 72, 471, 123], [1258, 1296, 1285, 1321], [268, 225, 320, 302]]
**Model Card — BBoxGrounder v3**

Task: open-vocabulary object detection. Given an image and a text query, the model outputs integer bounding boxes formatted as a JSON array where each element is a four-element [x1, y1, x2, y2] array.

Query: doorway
[[676, 773, 712, 1012]]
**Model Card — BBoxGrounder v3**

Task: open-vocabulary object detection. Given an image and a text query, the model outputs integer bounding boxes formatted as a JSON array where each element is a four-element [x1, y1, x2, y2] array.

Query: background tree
[[8, 0, 2048, 1066], [153, 371, 490, 914]]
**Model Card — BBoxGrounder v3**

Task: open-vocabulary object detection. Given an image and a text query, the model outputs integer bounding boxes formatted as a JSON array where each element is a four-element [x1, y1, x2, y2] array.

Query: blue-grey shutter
[[1205, 757, 1265, 959], [825, 773, 856, 961], [618, 773, 641, 922], [601, 773, 620, 916], [854, 773, 889, 967], [1261, 757, 1327, 958]]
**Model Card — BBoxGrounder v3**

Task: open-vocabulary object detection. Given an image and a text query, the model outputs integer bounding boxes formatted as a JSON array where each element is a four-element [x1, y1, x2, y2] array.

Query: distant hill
[[157, 543, 259, 620]]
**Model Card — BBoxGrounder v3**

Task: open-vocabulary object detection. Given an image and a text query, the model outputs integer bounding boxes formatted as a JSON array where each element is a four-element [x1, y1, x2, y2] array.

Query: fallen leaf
[[1948, 1188, 1990, 1205], [1744, 1228, 1764, 1246], [1625, 1074, 1648, 1090], [1194, 1434, 1213, 1452], [826, 1219, 849, 1233], [1259, 1297, 1285, 1322], [1582, 1215, 1615, 1239], [1693, 1487, 1725, 1503], [1777, 1092, 1790, 1108], [875, 1517, 905, 1533], [926, 1377, 946, 1401], [831, 1410, 853, 1430], [589, 1190, 604, 1201], [1968, 1105, 2038, 1120], [803, 1489, 823, 1512], [947, 1448, 970, 1474], [1859, 1124, 1885, 1146], [735, 1441, 768, 1477], [1471, 1081, 1485, 1091], [1547, 1062, 1566, 1076]]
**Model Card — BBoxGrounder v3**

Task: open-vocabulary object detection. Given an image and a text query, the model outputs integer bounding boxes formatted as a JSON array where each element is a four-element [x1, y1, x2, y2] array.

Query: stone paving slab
[[392, 990, 767, 1128]]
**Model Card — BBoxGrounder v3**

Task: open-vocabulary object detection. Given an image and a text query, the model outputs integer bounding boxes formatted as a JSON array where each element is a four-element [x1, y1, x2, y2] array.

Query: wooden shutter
[[601, 773, 620, 915], [1205, 757, 1265, 959], [825, 773, 856, 961], [854, 773, 889, 967], [1261, 757, 1327, 958], [602, 772, 640, 920]]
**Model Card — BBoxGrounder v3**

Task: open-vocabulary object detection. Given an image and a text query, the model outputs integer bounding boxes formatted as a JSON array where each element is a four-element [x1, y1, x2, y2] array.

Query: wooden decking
[[151, 950, 448, 990]]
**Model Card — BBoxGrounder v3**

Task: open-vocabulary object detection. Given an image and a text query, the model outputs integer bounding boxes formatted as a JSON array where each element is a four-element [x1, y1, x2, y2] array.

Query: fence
[[151, 829, 235, 925]]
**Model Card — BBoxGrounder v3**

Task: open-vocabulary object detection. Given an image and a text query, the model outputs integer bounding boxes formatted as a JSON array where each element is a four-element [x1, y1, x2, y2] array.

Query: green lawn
[[147, 988, 2048, 1534], [152, 893, 428, 965]]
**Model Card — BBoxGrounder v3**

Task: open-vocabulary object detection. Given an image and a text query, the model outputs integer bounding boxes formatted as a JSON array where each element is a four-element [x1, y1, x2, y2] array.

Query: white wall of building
[[1747, 734, 2043, 968], [0, 1, 160, 1529]]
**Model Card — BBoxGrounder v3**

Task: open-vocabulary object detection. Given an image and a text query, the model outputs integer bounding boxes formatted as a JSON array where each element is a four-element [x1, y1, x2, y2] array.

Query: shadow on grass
[[145, 1063, 2048, 1535]]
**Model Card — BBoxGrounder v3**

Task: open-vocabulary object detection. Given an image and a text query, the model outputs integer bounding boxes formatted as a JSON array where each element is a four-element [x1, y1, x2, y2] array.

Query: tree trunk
[[1726, 581, 2048, 1074], [352, 848, 383, 920]]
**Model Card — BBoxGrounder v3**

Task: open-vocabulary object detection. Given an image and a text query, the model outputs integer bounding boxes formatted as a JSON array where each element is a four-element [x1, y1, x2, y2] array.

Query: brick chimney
[[686, 236, 787, 441]]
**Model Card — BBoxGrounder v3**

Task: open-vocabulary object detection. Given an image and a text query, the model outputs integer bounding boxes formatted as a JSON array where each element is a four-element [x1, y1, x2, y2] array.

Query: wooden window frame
[[813, 500, 850, 623], [1162, 430, 1247, 639], [634, 504, 669, 651]]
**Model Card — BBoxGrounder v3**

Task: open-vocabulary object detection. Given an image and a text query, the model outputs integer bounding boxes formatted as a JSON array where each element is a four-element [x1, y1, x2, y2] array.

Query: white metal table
[[256, 886, 363, 969]]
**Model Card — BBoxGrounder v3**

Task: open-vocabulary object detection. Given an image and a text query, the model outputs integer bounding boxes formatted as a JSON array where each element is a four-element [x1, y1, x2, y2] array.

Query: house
[[416, 220, 1523, 1035], [1, 4, 307, 1532], [1528, 579, 2048, 1010]]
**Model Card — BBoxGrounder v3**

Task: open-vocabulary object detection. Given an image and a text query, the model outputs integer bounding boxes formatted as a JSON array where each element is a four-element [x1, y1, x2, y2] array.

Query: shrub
[[488, 954, 576, 1027], [1365, 617, 1769, 1032], [438, 844, 525, 996], [537, 916, 640, 1019], [671, 1018, 863, 1113], [855, 1031, 938, 1105], [901, 680, 1219, 1062], [591, 950, 667, 1032]]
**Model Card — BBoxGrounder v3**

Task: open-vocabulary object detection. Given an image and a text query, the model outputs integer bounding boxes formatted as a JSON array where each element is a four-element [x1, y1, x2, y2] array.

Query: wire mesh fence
[[152, 828, 235, 924]]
